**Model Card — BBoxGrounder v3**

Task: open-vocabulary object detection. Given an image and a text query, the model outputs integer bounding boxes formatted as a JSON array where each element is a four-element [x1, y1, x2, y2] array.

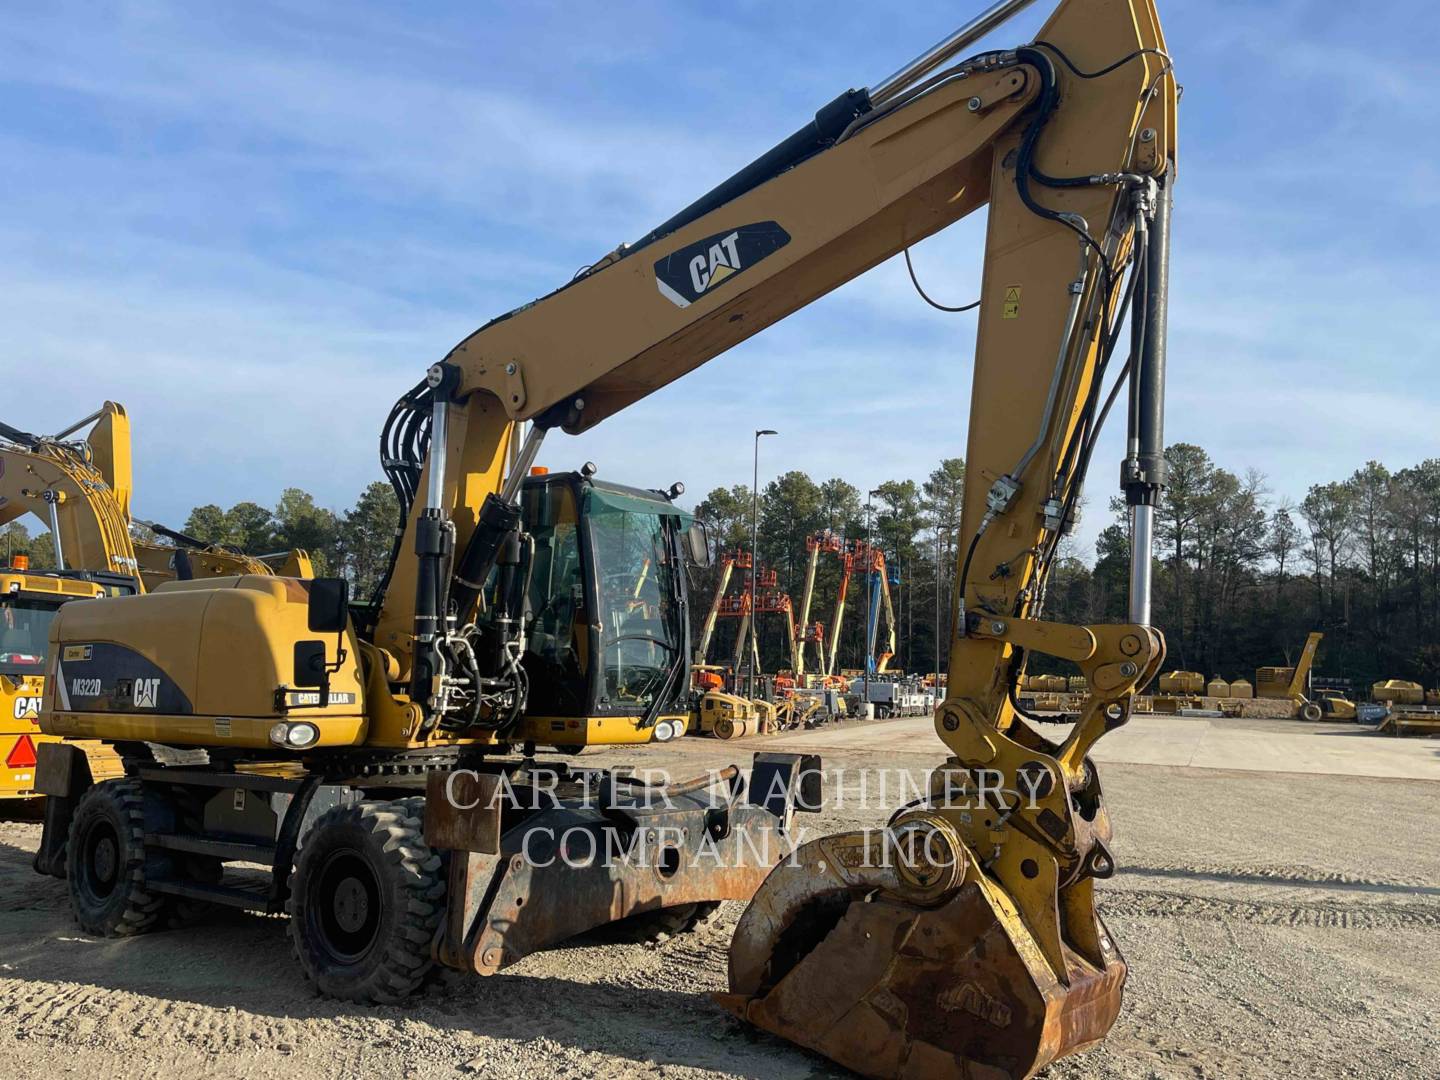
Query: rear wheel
[[67, 779, 166, 937], [1300, 702, 1323, 722], [288, 797, 444, 1003]]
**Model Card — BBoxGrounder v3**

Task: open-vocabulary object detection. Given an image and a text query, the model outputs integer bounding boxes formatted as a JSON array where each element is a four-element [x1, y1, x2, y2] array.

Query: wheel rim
[[79, 818, 121, 902], [309, 849, 382, 964]]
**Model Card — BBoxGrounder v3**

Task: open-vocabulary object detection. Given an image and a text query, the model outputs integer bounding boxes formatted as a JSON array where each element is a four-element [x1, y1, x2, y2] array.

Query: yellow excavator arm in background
[[0, 404, 313, 589], [1287, 630, 1324, 700], [0, 403, 140, 580]]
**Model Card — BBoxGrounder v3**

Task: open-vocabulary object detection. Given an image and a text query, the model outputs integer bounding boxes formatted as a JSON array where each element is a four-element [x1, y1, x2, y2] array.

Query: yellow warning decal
[[1002, 285, 1021, 319]]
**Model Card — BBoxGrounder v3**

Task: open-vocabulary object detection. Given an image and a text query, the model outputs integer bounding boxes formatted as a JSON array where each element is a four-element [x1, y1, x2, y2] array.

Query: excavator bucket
[[718, 830, 1126, 1080]]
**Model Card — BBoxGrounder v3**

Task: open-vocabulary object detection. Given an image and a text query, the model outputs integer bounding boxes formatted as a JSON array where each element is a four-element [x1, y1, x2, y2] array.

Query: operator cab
[[509, 470, 699, 726], [1, 562, 137, 676]]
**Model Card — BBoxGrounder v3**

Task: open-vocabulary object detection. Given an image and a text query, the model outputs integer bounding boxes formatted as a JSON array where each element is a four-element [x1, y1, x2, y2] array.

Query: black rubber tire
[[287, 797, 444, 1003], [66, 778, 166, 937], [1300, 702, 1323, 722]]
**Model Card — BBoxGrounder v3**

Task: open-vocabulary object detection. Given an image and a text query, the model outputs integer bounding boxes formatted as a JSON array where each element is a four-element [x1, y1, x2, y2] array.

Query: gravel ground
[[0, 722, 1436, 1080]]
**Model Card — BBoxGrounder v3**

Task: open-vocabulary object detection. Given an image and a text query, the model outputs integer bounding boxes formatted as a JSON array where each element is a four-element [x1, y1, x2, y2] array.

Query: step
[[136, 765, 304, 794], [146, 832, 277, 864], [148, 877, 274, 912]]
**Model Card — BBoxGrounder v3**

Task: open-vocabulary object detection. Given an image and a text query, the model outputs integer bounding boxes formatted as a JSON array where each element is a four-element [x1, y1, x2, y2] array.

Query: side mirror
[[307, 577, 349, 634], [685, 523, 713, 567], [294, 640, 329, 688]]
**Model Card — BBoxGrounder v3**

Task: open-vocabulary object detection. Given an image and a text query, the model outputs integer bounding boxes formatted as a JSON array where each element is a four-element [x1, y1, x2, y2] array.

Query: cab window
[[585, 492, 682, 709], [519, 481, 588, 714], [0, 599, 57, 675]]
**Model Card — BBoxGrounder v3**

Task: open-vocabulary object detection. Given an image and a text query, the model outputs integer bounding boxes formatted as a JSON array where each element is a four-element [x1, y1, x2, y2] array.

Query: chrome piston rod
[[868, 0, 1040, 106], [1128, 503, 1154, 626], [425, 385, 450, 513], [46, 491, 65, 569], [500, 423, 547, 504]]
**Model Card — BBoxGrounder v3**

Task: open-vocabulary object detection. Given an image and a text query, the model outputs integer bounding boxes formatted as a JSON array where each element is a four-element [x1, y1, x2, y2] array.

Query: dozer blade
[[717, 830, 1126, 1080]]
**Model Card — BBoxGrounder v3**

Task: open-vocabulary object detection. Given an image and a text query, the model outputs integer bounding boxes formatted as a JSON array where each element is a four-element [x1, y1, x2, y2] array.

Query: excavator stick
[[713, 0, 1176, 1071]]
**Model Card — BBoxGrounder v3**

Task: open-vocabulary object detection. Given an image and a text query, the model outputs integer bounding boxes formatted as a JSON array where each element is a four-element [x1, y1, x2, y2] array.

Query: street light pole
[[893, 518, 903, 673], [935, 529, 943, 686], [864, 488, 879, 716], [750, 429, 777, 699]]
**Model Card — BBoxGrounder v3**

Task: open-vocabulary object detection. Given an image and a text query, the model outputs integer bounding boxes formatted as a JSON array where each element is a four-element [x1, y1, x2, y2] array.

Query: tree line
[[1045, 447, 1440, 690], [1, 481, 400, 598], [177, 482, 399, 594], [696, 445, 1440, 691], [8, 443, 1435, 691], [692, 459, 965, 677]]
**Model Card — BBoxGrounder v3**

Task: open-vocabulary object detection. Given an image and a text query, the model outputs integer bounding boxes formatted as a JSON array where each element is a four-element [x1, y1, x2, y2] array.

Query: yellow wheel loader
[[35, 0, 1178, 1074]]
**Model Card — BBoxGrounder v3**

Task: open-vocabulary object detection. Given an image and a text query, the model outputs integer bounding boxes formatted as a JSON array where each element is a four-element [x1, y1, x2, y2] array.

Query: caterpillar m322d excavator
[[34, 0, 1176, 1074]]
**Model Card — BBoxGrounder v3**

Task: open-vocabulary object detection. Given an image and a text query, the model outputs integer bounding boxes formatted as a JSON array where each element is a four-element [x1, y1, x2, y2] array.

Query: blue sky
[[3, 0, 1437, 559]]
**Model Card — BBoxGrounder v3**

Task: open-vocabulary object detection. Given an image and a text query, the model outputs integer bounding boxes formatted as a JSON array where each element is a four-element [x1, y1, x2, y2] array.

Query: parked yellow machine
[[1, 560, 131, 799], [0, 403, 314, 800], [693, 688, 765, 740], [1372, 680, 1437, 737], [1373, 679, 1424, 706], [33, 1, 1179, 1074], [1157, 669, 1203, 694], [1257, 632, 1354, 720]]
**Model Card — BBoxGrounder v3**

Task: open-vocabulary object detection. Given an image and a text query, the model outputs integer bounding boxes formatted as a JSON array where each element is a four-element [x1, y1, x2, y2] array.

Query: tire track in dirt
[[1122, 861, 1439, 894], [1099, 888, 1440, 930]]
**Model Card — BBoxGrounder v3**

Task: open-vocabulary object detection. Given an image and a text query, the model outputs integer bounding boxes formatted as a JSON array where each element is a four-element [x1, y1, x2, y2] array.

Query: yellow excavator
[[34, 0, 1176, 1075], [0, 404, 312, 799]]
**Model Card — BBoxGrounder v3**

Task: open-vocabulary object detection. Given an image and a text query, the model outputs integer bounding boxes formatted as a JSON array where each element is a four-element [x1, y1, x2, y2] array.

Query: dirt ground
[[1, 721, 1437, 1080]]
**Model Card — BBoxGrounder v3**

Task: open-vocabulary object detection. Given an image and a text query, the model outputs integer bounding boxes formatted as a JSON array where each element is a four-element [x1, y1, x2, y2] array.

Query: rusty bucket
[[718, 830, 1126, 1080]]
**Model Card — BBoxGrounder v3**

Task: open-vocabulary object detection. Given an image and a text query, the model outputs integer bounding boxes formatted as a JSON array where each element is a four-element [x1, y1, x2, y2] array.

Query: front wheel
[[1300, 702, 1323, 722], [288, 797, 445, 1003]]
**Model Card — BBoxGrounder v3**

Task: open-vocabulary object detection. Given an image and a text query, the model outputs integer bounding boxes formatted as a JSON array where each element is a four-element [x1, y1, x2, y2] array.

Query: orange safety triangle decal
[[5, 734, 37, 769]]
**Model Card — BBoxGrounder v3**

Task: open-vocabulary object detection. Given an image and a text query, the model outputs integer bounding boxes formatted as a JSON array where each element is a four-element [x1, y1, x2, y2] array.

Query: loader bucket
[[717, 830, 1126, 1080]]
